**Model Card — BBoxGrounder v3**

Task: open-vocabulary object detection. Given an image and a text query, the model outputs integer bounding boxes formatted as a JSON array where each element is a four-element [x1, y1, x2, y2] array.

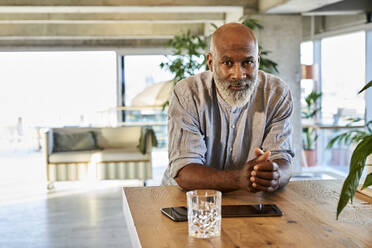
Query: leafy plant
[[326, 119, 371, 150], [160, 30, 208, 85], [335, 80, 372, 219], [160, 31, 208, 108], [160, 18, 279, 108], [302, 91, 322, 149]]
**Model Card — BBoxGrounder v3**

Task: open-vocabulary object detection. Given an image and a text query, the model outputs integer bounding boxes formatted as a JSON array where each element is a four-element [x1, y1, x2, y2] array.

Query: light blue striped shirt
[[162, 70, 294, 185]]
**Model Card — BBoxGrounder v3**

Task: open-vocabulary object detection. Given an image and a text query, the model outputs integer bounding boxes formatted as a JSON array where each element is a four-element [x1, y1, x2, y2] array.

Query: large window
[[321, 31, 365, 124], [122, 55, 174, 148], [300, 41, 314, 110], [0, 51, 117, 152], [300, 31, 367, 175], [124, 55, 173, 107]]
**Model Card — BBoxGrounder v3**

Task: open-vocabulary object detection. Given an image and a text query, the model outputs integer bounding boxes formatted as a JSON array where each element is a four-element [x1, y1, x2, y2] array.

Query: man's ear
[[207, 52, 213, 72], [257, 50, 261, 67]]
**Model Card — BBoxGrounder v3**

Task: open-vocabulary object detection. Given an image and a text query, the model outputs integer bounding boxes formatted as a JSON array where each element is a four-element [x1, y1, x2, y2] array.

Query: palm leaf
[[362, 172, 372, 189], [240, 18, 263, 30], [210, 23, 218, 30], [327, 130, 368, 149], [358, 80, 372, 94], [326, 132, 350, 149], [336, 135, 372, 219]]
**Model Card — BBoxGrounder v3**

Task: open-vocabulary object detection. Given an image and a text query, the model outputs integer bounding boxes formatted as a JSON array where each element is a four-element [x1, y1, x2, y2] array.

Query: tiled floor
[[0, 186, 131, 248], [0, 150, 168, 248]]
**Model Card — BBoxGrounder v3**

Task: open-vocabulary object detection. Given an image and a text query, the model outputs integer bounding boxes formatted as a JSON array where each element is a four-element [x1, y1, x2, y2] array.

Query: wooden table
[[122, 180, 372, 248]]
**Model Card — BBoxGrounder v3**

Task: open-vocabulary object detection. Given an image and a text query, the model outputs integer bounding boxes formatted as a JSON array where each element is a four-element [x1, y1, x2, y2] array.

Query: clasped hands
[[239, 147, 280, 193]]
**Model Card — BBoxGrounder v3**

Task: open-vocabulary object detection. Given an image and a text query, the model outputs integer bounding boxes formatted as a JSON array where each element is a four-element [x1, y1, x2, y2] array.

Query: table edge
[[122, 188, 142, 248]]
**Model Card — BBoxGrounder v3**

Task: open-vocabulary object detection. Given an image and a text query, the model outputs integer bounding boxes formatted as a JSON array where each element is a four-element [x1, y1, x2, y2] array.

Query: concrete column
[[252, 14, 303, 171]]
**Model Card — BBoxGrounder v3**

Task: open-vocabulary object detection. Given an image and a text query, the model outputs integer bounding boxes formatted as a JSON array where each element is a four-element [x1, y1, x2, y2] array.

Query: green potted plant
[[329, 80, 372, 219], [302, 91, 322, 166]]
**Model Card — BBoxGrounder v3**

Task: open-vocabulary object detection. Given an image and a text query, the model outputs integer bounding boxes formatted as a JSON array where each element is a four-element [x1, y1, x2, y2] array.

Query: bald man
[[161, 23, 294, 193]]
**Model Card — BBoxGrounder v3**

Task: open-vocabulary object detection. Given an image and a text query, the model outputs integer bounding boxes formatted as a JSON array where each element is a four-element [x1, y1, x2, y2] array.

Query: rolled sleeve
[[262, 91, 295, 164], [168, 88, 207, 179]]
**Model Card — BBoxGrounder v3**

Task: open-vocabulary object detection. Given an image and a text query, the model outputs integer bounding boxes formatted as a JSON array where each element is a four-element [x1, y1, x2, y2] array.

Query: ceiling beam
[[0, 38, 170, 50], [0, 12, 224, 22], [304, 0, 372, 16], [259, 0, 343, 14], [0, 6, 243, 13], [0, 0, 255, 7], [0, 22, 205, 38]]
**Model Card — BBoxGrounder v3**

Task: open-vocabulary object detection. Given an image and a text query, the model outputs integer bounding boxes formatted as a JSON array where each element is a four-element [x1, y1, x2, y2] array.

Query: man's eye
[[243, 60, 254, 66], [223, 61, 233, 66]]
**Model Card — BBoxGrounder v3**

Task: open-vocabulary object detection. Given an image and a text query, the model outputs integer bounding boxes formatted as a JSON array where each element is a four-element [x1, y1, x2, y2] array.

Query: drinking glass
[[186, 190, 221, 238]]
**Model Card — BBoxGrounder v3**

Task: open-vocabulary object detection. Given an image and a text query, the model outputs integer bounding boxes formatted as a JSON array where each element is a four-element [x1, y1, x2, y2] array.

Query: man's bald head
[[207, 22, 260, 107], [210, 23, 258, 55]]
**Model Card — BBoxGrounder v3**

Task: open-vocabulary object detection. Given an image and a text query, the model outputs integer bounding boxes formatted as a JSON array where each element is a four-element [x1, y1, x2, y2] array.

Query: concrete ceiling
[[0, 0, 357, 49], [0, 0, 254, 49], [259, 0, 343, 14]]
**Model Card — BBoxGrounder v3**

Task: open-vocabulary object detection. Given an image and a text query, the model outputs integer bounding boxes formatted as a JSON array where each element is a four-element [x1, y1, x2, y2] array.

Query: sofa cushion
[[91, 148, 150, 163], [97, 127, 141, 149], [49, 150, 97, 163], [53, 131, 100, 152]]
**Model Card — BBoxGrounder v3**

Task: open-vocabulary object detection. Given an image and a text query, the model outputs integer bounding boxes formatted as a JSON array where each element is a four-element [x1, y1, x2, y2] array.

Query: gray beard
[[213, 71, 258, 108]]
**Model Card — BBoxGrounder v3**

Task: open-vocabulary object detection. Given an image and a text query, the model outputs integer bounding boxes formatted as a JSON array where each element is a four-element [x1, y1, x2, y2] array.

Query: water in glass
[[186, 190, 221, 238]]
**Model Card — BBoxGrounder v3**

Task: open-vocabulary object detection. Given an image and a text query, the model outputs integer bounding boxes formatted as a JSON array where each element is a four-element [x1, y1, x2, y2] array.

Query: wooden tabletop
[[122, 180, 372, 248]]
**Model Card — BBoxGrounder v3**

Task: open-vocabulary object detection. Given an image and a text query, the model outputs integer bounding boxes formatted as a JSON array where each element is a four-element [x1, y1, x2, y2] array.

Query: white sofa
[[43, 126, 154, 188]]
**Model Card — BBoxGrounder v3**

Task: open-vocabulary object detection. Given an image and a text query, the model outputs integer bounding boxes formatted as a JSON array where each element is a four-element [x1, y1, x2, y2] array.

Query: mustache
[[226, 79, 252, 88]]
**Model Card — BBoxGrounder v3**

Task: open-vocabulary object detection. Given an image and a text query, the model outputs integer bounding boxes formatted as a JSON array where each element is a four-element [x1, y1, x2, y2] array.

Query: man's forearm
[[175, 163, 241, 192]]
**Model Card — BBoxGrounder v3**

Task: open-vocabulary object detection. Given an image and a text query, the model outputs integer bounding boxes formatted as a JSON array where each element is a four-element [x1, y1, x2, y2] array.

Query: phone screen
[[161, 206, 188, 222], [222, 204, 282, 217], [161, 204, 282, 222]]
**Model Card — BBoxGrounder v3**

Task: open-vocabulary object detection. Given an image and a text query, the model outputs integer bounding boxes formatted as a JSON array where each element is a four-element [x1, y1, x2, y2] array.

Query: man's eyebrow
[[243, 56, 255, 60], [220, 56, 232, 60], [220, 56, 256, 61]]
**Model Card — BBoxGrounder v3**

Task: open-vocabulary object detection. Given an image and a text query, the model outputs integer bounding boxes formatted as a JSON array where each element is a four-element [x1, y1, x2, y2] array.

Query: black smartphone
[[161, 204, 282, 222], [161, 206, 188, 222], [222, 204, 283, 217]]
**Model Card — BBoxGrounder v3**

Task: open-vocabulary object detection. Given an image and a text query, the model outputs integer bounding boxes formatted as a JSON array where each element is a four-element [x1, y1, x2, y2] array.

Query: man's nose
[[230, 65, 246, 81]]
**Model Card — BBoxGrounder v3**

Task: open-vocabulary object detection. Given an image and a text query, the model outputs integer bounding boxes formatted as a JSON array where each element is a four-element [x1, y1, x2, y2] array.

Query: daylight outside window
[[123, 55, 174, 147], [0, 51, 117, 153], [318, 31, 366, 174]]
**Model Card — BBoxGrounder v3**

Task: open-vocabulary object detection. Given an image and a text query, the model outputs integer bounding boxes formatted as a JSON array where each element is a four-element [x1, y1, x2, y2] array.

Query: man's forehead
[[216, 43, 258, 57], [212, 31, 258, 55], [211, 24, 257, 52]]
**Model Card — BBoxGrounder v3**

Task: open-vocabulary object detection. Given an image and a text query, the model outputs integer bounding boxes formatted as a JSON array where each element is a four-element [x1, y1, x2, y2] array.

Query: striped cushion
[[47, 161, 152, 181]]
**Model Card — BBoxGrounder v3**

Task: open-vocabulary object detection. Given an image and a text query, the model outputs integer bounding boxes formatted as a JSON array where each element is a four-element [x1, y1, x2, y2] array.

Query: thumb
[[255, 149, 271, 162], [254, 147, 264, 157]]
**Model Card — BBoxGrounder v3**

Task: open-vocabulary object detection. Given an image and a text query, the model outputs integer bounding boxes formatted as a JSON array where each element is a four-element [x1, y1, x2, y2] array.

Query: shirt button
[[232, 124, 235, 129], [230, 148, 233, 152]]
